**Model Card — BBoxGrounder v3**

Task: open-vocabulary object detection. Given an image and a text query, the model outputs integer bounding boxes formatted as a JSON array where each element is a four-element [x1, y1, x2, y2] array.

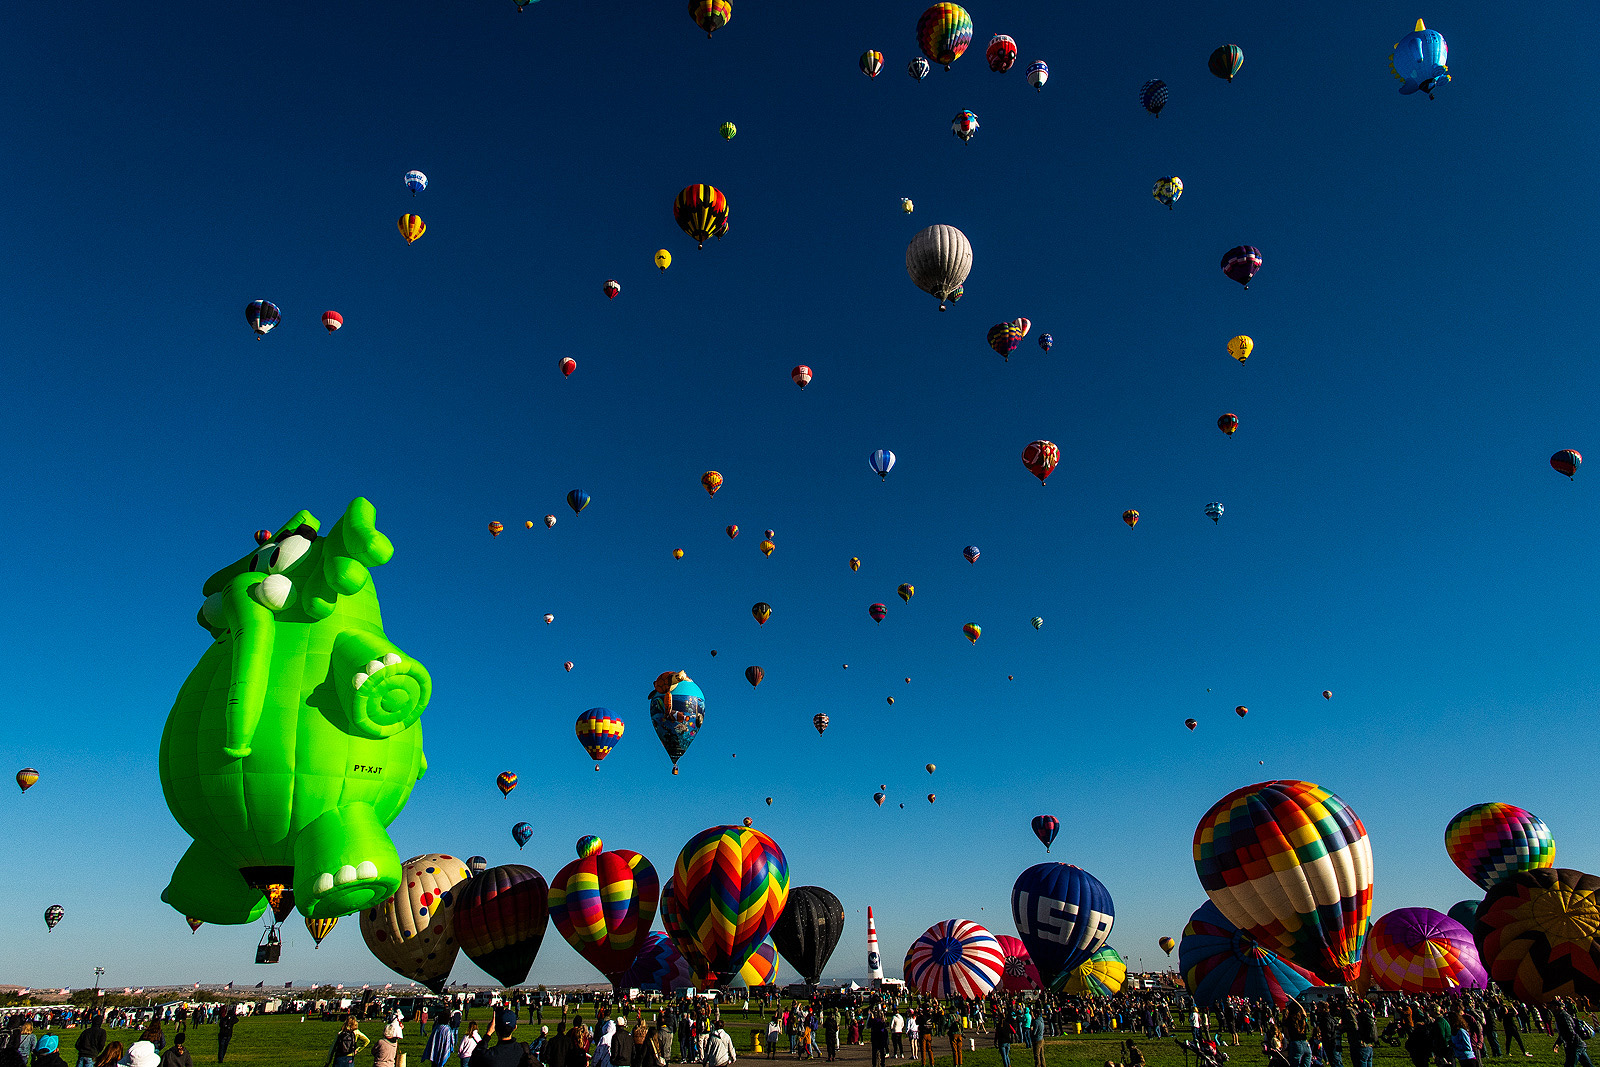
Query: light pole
[[92, 969, 105, 1018]]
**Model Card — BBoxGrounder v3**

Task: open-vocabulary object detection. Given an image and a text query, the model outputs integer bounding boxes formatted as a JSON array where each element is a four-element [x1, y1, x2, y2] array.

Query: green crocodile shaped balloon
[[159, 497, 430, 925]]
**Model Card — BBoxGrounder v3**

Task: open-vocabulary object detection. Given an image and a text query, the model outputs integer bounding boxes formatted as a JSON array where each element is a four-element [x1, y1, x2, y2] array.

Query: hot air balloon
[[398, 214, 425, 244], [44, 905, 63, 931], [909, 56, 931, 81], [576, 708, 624, 767], [497, 772, 518, 797], [906, 225, 973, 310], [701, 471, 723, 497], [1552, 450, 1583, 478], [1477, 868, 1600, 1003], [564, 662, 573, 672], [901, 198, 914, 213], [859, 51, 883, 78], [917, 3, 973, 69], [1011, 863, 1116, 988], [986, 35, 1018, 73], [671, 825, 790, 982], [963, 546, 980, 564], [468, 856, 487, 874], [578, 836, 604, 859], [927, 794, 936, 804], [766, 798, 773, 806], [1022, 440, 1060, 485], [1140, 79, 1168, 116], [359, 853, 473, 993], [1447, 900, 1481, 930], [847, 557, 862, 573], [1322, 690, 1333, 700], [764, 529, 775, 540], [873, 792, 885, 806], [726, 525, 739, 539], [1205, 502, 1224, 524], [1039, 333, 1053, 352], [245, 300, 280, 338], [649, 672, 704, 773], [655, 249, 672, 272], [404, 170, 428, 195], [927, 764, 936, 774], [886, 696, 895, 706], [1221, 246, 1262, 288], [1153, 177, 1183, 210], [253, 529, 272, 545], [674, 184, 730, 249], [544, 614, 555, 625], [1123, 510, 1139, 529], [1219, 413, 1239, 436], [987, 321, 1022, 360], [963, 623, 981, 644], [870, 449, 896, 479], [752, 603, 771, 626], [187, 917, 204, 932], [322, 310, 343, 333], [1185, 719, 1198, 731], [1026, 61, 1049, 91], [769, 886, 845, 985], [659, 876, 712, 980], [1228, 335, 1253, 363], [603, 279, 621, 300], [759, 540, 775, 557], [898, 584, 915, 603], [567, 490, 589, 514], [733, 666, 761, 691], [1444, 803, 1556, 891], [513, 822, 534, 849], [869, 603, 888, 624], [791, 365, 812, 389], [672, 549, 685, 560], [549, 848, 661, 987], [736, 938, 778, 984], [1178, 899, 1324, 1008], [1391, 20, 1450, 99], [16, 768, 38, 792], [987, 934, 1041, 993], [904, 919, 1005, 996], [1160, 936, 1176, 956], [488, 521, 504, 538], [1032, 815, 1059, 853], [951, 111, 980, 142], [812, 713, 828, 735], [1061, 946, 1127, 996], [1194, 780, 1374, 983], [719, 122, 737, 140], [687, 0, 731, 37], [619, 930, 696, 992], [545, 515, 557, 528], [1030, 617, 1043, 630], [1013, 317, 1032, 338], [1361, 908, 1486, 993], [454, 864, 550, 987], [1235, 706, 1248, 717], [1209, 45, 1244, 82]]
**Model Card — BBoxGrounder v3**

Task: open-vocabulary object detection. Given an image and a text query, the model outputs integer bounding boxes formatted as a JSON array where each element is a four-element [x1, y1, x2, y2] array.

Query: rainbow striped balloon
[[916, 3, 973, 70], [620, 930, 696, 991], [577, 835, 603, 859], [1361, 907, 1486, 993], [672, 825, 790, 982], [549, 848, 660, 984], [1444, 803, 1555, 891], [904, 918, 1005, 997], [660, 875, 712, 979], [738, 938, 780, 986]]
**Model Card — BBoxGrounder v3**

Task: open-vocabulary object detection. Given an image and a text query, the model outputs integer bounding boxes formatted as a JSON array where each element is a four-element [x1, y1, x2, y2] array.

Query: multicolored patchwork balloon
[[576, 708, 625, 767], [1361, 907, 1486, 993], [619, 930, 697, 991], [738, 938, 780, 986], [995, 934, 1042, 991], [577, 835, 603, 858], [672, 825, 790, 982], [1193, 780, 1373, 984], [659, 875, 712, 979], [673, 184, 730, 248], [904, 919, 1005, 997], [549, 848, 661, 986], [1476, 867, 1600, 1004], [1010, 863, 1115, 988], [1061, 946, 1126, 996], [1444, 803, 1556, 891], [916, 3, 973, 70], [1178, 899, 1324, 1008]]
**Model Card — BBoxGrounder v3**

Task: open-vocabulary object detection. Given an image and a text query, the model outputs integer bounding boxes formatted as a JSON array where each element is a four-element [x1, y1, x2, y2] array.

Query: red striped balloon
[[671, 825, 790, 982], [549, 849, 660, 985], [904, 918, 1005, 997]]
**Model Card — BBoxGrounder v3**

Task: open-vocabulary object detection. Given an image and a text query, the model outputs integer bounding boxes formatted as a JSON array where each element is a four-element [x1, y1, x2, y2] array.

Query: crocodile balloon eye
[[270, 534, 312, 574]]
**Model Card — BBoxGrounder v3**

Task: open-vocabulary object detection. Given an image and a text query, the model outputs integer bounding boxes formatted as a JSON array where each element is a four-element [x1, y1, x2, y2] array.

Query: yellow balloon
[[398, 214, 426, 244], [1228, 335, 1253, 363], [655, 249, 672, 272]]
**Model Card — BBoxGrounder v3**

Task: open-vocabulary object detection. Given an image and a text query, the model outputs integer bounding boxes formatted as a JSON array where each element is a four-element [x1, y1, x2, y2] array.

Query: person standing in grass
[[1030, 1007, 1046, 1067], [992, 1010, 1015, 1067], [74, 1015, 106, 1067], [160, 1031, 193, 1067], [945, 1014, 963, 1067], [215, 1010, 235, 1065]]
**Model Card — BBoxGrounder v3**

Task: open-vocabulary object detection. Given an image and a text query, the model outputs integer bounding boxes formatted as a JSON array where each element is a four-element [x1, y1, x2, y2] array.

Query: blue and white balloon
[[869, 449, 896, 480], [1011, 862, 1116, 989]]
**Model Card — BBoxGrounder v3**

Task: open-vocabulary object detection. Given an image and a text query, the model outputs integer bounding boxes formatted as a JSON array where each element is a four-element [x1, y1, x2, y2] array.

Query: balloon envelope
[[1361, 907, 1486, 993], [904, 919, 1005, 997], [1477, 867, 1600, 1003], [16, 768, 38, 792], [1061, 946, 1126, 996], [620, 930, 697, 991], [869, 449, 896, 479], [359, 853, 473, 993], [770, 885, 845, 985], [1447, 899, 1480, 930], [576, 708, 625, 765], [672, 825, 790, 982], [1011, 863, 1115, 988], [549, 848, 661, 986], [906, 225, 972, 309], [1032, 815, 1060, 852], [995, 934, 1042, 991], [1445, 803, 1556, 891], [649, 672, 704, 770], [454, 864, 550, 987], [916, 3, 973, 69], [1178, 899, 1324, 1008]]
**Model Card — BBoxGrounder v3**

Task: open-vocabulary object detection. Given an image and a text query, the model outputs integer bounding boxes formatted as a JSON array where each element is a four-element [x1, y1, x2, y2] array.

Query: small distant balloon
[[870, 449, 896, 480], [1236, 706, 1248, 717], [656, 249, 672, 272], [1206, 501, 1225, 524], [544, 515, 557, 528], [513, 822, 534, 849], [986, 34, 1017, 73], [672, 549, 685, 560], [567, 489, 590, 514], [792, 365, 812, 389], [813, 713, 829, 736], [908, 56, 931, 81], [926, 764, 936, 774], [1228, 336, 1253, 363], [254, 530, 272, 545], [397, 214, 426, 244], [687, 0, 731, 38], [603, 279, 621, 300], [927, 794, 936, 804], [764, 529, 776, 540], [988, 322, 1023, 361], [322, 310, 343, 333], [719, 121, 737, 140], [766, 797, 773, 806], [963, 623, 981, 644], [544, 614, 555, 625], [576, 835, 603, 859], [404, 170, 428, 195], [564, 662, 574, 672], [701, 471, 723, 497], [886, 697, 894, 705], [742, 817, 753, 827], [745, 666, 764, 688], [752, 602, 772, 626], [1039, 333, 1053, 352], [963, 545, 980, 564], [1030, 617, 1043, 630], [525, 521, 534, 529], [1021, 440, 1060, 485], [951, 110, 980, 143], [1219, 413, 1239, 436], [726, 525, 739, 539], [898, 583, 915, 603], [759, 540, 775, 557], [16, 768, 39, 792], [874, 792, 885, 806], [245, 300, 280, 338], [497, 771, 518, 797], [488, 522, 504, 538], [1140, 79, 1168, 116], [869, 603, 888, 624], [44, 905, 64, 931], [1221, 246, 1263, 289], [859, 51, 883, 78], [1185, 719, 1198, 731], [1153, 177, 1183, 210], [1209, 45, 1244, 82], [1323, 690, 1333, 700], [1123, 510, 1139, 529], [1026, 61, 1049, 91], [849, 557, 861, 572], [901, 198, 914, 214], [1552, 450, 1582, 478]]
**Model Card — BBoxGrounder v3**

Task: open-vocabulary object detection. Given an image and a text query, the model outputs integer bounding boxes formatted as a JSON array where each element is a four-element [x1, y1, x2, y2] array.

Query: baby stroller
[[1175, 1036, 1231, 1067]]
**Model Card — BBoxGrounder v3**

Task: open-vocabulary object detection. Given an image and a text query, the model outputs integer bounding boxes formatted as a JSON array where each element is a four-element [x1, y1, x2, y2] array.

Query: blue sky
[[3, 0, 1600, 989]]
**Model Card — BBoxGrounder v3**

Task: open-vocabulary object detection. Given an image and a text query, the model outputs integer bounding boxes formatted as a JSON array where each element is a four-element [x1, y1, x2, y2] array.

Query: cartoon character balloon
[[359, 853, 473, 992], [1193, 780, 1373, 983], [1444, 803, 1555, 891], [1011, 863, 1115, 988], [1360, 908, 1486, 993], [951, 111, 980, 143], [904, 919, 1005, 997], [649, 672, 704, 774], [986, 35, 1017, 73], [671, 825, 790, 983], [549, 848, 661, 987], [1390, 20, 1449, 98]]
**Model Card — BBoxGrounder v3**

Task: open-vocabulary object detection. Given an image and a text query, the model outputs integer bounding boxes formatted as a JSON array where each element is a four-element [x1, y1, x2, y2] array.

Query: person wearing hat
[[477, 1013, 528, 1067], [126, 1040, 161, 1067], [33, 1036, 69, 1067]]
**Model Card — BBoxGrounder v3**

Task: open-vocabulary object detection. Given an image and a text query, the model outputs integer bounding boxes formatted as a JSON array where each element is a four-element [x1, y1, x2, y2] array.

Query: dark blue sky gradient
[[2, 0, 1599, 987]]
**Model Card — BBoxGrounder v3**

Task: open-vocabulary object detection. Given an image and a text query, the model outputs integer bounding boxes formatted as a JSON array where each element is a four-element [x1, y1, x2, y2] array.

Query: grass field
[[44, 1013, 1572, 1067]]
